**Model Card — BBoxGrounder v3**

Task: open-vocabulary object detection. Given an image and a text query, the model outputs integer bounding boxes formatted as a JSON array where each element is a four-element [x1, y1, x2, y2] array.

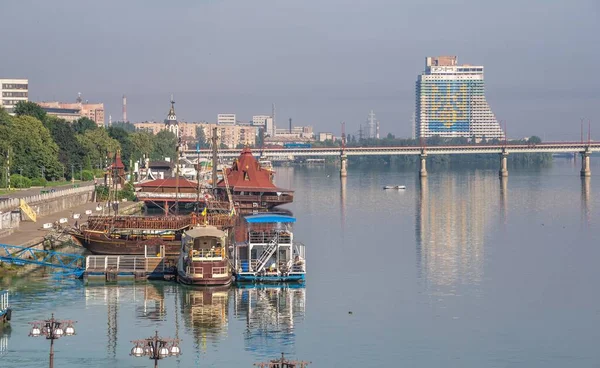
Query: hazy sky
[[1, 0, 598, 139]]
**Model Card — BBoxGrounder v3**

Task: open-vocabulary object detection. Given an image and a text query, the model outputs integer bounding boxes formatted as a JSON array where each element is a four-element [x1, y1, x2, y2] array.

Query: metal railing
[[85, 255, 167, 273]]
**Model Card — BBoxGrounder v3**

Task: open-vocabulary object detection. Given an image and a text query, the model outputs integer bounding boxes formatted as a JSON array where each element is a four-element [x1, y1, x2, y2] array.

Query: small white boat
[[383, 185, 406, 190]]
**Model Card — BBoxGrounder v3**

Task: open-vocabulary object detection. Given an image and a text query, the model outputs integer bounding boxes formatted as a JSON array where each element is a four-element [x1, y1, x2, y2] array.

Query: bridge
[[0, 244, 85, 277], [183, 142, 600, 177]]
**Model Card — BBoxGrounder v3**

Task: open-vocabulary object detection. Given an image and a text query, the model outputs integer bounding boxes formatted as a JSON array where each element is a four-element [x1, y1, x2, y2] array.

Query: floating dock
[[0, 291, 11, 324], [83, 255, 176, 282]]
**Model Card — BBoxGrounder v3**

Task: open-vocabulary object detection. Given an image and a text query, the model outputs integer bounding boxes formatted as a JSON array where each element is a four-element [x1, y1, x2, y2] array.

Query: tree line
[[0, 102, 180, 188]]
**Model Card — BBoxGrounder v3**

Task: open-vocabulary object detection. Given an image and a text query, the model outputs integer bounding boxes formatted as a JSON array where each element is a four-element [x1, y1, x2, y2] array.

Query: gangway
[[0, 243, 85, 276]]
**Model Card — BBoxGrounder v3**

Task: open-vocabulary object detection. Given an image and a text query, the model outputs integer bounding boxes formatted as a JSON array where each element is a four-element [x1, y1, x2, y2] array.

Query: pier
[[84, 255, 175, 282]]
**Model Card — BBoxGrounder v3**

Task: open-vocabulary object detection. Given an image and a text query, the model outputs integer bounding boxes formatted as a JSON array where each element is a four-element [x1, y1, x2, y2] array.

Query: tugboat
[[176, 225, 233, 286], [233, 214, 306, 283]]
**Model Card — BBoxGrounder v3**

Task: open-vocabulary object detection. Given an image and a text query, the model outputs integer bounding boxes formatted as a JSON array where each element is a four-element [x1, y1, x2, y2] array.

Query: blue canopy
[[244, 214, 296, 224]]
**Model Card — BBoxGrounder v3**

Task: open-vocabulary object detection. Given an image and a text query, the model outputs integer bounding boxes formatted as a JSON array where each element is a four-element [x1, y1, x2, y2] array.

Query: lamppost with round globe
[[131, 331, 181, 368], [29, 314, 77, 368]]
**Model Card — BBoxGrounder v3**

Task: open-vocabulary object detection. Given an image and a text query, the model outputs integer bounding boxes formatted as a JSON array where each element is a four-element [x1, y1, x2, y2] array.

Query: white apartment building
[[415, 56, 504, 141], [217, 113, 236, 125], [252, 115, 275, 136], [0, 79, 29, 115]]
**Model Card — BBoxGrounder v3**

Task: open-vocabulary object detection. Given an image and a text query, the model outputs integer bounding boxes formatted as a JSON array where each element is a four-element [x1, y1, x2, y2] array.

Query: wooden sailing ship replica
[[215, 148, 294, 214], [70, 126, 237, 256]]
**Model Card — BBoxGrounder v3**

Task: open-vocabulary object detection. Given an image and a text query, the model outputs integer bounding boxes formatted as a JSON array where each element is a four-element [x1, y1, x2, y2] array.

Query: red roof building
[[136, 178, 198, 193], [216, 148, 293, 213]]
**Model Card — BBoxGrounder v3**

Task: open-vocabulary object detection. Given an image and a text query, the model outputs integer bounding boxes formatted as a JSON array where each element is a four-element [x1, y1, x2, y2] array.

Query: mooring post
[[340, 153, 348, 178], [499, 150, 508, 177], [419, 151, 427, 178], [580, 149, 591, 177]]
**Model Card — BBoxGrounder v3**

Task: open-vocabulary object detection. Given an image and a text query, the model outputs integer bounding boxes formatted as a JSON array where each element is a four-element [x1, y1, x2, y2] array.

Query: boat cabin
[[177, 226, 232, 286], [234, 214, 306, 283]]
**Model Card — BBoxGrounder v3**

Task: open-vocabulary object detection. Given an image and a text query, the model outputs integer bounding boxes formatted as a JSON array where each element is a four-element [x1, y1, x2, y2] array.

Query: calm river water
[[1, 159, 600, 367]]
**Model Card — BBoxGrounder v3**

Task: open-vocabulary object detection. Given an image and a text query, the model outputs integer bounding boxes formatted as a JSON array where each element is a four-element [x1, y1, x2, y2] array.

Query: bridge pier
[[340, 154, 348, 178], [499, 151, 508, 177], [580, 150, 591, 177], [419, 153, 427, 178]]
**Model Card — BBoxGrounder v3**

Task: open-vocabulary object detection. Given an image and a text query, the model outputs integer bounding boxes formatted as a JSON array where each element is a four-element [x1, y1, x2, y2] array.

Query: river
[[1, 159, 599, 367]]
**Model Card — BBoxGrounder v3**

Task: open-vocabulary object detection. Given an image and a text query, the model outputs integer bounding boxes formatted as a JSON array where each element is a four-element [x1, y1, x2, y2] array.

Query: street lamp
[[29, 313, 77, 368], [131, 331, 181, 368], [79, 166, 83, 182], [71, 164, 74, 184]]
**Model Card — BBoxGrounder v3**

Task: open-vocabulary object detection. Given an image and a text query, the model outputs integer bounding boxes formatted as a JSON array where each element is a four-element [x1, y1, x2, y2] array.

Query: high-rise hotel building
[[415, 56, 504, 141]]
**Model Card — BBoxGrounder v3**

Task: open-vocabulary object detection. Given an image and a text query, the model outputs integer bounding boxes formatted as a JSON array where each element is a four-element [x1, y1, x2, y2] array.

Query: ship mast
[[211, 127, 218, 197]]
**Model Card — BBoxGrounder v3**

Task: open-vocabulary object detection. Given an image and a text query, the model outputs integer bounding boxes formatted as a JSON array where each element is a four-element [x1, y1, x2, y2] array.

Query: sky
[[1, 0, 598, 140]]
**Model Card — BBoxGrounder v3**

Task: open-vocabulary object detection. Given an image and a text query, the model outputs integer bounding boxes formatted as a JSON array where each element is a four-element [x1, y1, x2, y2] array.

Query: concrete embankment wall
[[0, 185, 95, 238]]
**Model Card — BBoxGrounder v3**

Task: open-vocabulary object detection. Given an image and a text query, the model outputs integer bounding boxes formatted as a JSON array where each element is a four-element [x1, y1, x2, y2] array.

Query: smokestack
[[122, 94, 127, 122], [289, 118, 292, 133], [376, 121, 380, 139], [109, 115, 112, 126], [271, 103, 276, 136]]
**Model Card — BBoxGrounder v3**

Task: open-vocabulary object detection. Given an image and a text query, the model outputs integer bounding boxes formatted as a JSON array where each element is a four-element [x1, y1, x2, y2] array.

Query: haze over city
[[1, 0, 598, 139]]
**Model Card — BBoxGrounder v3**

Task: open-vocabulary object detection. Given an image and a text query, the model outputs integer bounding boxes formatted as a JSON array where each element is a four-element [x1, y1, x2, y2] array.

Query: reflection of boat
[[176, 226, 233, 286], [384, 185, 406, 190], [233, 214, 306, 283], [0, 290, 11, 325], [180, 285, 230, 341], [233, 284, 305, 355]]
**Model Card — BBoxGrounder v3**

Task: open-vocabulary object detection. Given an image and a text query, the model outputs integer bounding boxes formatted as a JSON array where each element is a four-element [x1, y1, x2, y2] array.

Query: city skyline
[[1, 0, 598, 140]]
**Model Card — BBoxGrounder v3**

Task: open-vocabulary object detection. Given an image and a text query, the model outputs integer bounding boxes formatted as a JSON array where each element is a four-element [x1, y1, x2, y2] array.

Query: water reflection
[[137, 283, 166, 321], [500, 176, 508, 226], [0, 326, 10, 357], [581, 176, 591, 225], [416, 172, 498, 288], [180, 286, 230, 350], [233, 285, 306, 357], [340, 176, 347, 231]]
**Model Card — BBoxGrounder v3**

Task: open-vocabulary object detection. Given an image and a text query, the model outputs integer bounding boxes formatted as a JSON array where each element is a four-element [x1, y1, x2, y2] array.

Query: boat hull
[[71, 232, 181, 256], [235, 273, 306, 283], [177, 271, 234, 286]]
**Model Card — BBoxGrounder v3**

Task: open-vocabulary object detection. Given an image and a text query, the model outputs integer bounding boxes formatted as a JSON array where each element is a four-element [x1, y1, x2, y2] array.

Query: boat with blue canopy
[[233, 214, 306, 283]]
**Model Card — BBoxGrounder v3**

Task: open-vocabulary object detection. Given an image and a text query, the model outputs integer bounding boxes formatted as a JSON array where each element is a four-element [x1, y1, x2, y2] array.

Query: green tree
[[129, 131, 154, 163], [195, 126, 208, 148], [77, 128, 120, 169], [528, 135, 542, 144], [110, 121, 136, 132], [108, 126, 132, 167], [9, 115, 62, 179], [44, 116, 85, 179], [73, 117, 97, 134], [151, 130, 177, 161], [13, 101, 47, 123]]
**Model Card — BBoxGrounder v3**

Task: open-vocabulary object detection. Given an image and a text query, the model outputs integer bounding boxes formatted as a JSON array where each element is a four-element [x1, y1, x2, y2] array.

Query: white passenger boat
[[383, 185, 406, 190], [233, 214, 306, 283]]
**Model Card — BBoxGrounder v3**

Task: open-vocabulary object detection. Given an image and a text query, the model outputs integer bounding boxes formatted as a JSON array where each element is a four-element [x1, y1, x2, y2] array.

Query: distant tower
[[376, 121, 380, 139], [122, 94, 127, 122], [367, 110, 376, 139], [76, 92, 82, 103], [109, 115, 112, 126], [164, 96, 179, 138], [289, 118, 292, 133]]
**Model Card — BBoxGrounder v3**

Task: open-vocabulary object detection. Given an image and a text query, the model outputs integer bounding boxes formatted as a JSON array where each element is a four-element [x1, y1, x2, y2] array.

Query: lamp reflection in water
[[0, 325, 10, 357], [130, 330, 181, 368], [28, 313, 77, 368], [234, 284, 306, 357], [416, 172, 496, 289]]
